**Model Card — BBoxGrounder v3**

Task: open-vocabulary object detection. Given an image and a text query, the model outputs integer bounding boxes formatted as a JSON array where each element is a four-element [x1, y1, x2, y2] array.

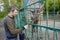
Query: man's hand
[[24, 25, 28, 29]]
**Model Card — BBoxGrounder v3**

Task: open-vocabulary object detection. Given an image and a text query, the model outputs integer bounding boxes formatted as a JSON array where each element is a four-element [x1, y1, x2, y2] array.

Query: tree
[[44, 0, 60, 14], [0, 0, 23, 18]]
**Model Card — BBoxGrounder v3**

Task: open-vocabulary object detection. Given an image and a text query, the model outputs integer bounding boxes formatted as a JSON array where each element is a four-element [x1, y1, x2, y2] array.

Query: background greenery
[[0, 0, 23, 18], [0, 0, 60, 18]]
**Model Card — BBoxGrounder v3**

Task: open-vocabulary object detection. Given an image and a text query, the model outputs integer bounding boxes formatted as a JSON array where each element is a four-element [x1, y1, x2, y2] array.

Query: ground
[[0, 16, 60, 40], [0, 18, 6, 40]]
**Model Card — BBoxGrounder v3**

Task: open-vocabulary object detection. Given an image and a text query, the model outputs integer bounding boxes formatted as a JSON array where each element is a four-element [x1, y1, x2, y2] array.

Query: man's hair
[[8, 6, 18, 13]]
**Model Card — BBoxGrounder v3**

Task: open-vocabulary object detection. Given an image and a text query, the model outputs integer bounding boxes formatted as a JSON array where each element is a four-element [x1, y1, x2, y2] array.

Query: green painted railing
[[15, 0, 60, 40]]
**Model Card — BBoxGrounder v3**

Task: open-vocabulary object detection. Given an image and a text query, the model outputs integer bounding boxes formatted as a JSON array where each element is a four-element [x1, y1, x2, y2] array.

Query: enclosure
[[14, 0, 60, 40]]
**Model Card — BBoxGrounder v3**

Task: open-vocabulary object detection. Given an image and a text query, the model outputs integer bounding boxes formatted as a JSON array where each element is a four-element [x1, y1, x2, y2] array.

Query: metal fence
[[14, 0, 60, 40]]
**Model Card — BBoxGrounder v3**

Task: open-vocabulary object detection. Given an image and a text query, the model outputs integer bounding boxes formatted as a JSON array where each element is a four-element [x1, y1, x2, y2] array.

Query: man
[[3, 6, 28, 40]]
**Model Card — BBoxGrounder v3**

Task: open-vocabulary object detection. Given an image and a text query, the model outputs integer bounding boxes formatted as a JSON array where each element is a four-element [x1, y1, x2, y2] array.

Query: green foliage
[[0, 0, 8, 18], [0, 0, 60, 18], [44, 0, 60, 13], [0, 0, 23, 18]]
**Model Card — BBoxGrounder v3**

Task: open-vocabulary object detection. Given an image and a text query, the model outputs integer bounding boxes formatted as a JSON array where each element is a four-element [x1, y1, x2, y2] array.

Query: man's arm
[[7, 19, 25, 35]]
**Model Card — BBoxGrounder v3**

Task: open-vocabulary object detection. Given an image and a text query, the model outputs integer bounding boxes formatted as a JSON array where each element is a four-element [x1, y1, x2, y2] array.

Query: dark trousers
[[19, 32, 25, 40]]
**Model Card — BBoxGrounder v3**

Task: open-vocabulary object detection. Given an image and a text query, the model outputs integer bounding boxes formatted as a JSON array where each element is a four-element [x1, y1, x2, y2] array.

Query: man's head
[[8, 6, 18, 17]]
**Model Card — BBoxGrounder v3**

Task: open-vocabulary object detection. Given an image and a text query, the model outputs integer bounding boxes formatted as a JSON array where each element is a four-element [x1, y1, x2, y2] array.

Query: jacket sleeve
[[6, 19, 24, 35]]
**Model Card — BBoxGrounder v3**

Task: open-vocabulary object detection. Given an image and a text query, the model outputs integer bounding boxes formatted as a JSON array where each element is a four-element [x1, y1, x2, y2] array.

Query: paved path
[[0, 18, 6, 40], [0, 18, 60, 40]]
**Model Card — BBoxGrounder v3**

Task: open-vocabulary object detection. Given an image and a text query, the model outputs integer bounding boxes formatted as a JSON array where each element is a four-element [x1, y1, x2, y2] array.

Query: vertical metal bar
[[39, 0, 44, 40], [34, 3, 38, 40], [29, 9, 32, 40], [45, 0, 50, 40], [40, 9, 43, 40], [18, 12, 22, 28], [24, 8, 27, 40], [14, 14, 18, 28], [14, 10, 21, 28], [26, 7, 30, 40], [53, 0, 58, 40], [56, 32, 58, 40], [53, 0, 55, 40], [34, 4, 36, 40], [29, 1, 34, 40]]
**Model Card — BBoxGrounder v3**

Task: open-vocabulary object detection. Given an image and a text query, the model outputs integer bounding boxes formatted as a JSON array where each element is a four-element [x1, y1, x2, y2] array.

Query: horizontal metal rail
[[19, 0, 44, 11], [28, 23, 60, 32]]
